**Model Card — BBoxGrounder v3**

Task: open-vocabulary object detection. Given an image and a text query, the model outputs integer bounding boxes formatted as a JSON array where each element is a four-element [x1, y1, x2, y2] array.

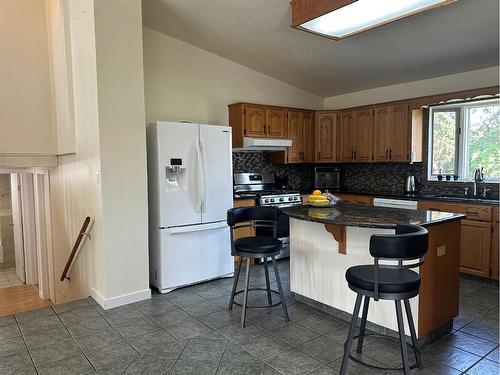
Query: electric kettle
[[405, 176, 423, 193]]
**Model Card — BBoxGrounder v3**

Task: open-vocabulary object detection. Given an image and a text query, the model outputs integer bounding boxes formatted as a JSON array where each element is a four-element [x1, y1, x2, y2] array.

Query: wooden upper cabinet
[[373, 107, 390, 162], [352, 108, 373, 162], [286, 110, 303, 163], [388, 104, 409, 161], [266, 108, 286, 138], [337, 111, 354, 162], [302, 111, 315, 163], [316, 112, 337, 163], [244, 105, 266, 137]]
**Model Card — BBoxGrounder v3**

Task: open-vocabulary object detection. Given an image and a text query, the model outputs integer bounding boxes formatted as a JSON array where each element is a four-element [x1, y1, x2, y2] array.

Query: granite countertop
[[280, 203, 465, 229], [324, 190, 499, 206]]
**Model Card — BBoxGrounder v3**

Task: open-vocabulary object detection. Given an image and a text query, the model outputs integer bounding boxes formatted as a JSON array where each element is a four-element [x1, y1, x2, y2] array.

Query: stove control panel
[[259, 193, 302, 207]]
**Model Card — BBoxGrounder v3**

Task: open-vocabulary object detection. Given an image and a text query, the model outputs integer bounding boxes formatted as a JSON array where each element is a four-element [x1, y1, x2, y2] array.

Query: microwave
[[315, 167, 340, 191]]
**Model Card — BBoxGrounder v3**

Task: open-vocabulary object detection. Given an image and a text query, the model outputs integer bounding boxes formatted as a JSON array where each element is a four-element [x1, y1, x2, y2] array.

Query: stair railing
[[60, 216, 92, 281]]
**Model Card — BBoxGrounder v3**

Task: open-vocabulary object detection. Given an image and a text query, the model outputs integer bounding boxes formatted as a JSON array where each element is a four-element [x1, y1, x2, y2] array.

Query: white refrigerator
[[147, 121, 234, 293]]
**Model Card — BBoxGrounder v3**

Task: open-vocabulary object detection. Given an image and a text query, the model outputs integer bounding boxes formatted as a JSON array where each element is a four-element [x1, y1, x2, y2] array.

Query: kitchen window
[[428, 98, 500, 182]]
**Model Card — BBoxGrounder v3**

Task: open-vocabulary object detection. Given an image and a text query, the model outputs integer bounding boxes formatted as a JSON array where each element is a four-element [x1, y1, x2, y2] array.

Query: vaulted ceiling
[[142, 0, 499, 97]]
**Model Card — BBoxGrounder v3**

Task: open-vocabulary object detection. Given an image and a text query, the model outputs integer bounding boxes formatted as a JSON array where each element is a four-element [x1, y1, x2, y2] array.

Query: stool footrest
[[345, 333, 419, 372], [232, 287, 283, 309]]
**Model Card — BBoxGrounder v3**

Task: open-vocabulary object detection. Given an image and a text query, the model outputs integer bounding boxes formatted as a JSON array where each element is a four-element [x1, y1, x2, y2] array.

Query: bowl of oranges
[[305, 190, 335, 207]]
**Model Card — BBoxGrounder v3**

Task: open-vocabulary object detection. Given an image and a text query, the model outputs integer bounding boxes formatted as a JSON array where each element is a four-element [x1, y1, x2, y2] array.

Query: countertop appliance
[[147, 121, 234, 293], [404, 175, 423, 193], [233, 173, 301, 261], [373, 197, 418, 210], [315, 167, 340, 191]]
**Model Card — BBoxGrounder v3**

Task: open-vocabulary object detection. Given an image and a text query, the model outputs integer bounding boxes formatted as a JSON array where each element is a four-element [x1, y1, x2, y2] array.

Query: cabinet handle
[[354, 150, 357, 160], [429, 208, 441, 211], [389, 149, 392, 160], [318, 151, 321, 160], [465, 211, 479, 215], [385, 149, 388, 159]]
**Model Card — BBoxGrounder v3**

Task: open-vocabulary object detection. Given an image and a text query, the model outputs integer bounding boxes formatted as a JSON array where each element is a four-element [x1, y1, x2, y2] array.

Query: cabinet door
[[337, 111, 354, 162], [388, 104, 409, 161], [244, 105, 266, 137], [302, 111, 315, 163], [316, 113, 337, 163], [266, 108, 286, 138], [460, 219, 491, 277], [373, 107, 389, 162], [491, 208, 499, 280], [287, 111, 303, 163], [353, 108, 373, 162]]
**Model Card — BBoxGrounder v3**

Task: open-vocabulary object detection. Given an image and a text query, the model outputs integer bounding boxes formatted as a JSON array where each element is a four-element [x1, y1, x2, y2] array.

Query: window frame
[[427, 98, 499, 183]]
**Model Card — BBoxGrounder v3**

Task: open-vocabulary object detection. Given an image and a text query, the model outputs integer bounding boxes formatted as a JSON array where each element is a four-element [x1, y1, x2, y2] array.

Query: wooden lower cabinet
[[232, 199, 256, 264], [460, 220, 491, 277], [336, 194, 372, 205], [491, 208, 499, 280], [418, 200, 495, 278]]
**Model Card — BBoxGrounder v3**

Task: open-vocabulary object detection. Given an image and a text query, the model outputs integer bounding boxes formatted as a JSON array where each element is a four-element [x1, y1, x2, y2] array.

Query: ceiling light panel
[[298, 0, 455, 40]]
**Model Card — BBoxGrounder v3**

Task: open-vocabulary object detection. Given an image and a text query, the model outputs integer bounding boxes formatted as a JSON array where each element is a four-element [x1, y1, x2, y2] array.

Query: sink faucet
[[473, 167, 484, 196]]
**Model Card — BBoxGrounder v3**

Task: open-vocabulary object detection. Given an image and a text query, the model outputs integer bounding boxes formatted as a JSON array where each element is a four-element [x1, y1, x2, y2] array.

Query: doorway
[[0, 170, 54, 316]]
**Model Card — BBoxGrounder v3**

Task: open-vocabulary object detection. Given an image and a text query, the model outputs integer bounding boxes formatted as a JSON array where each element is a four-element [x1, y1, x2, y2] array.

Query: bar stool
[[226, 206, 289, 328], [340, 224, 429, 375]]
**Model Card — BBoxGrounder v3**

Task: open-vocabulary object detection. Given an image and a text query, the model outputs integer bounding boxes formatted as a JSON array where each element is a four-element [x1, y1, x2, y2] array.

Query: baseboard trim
[[90, 288, 151, 310]]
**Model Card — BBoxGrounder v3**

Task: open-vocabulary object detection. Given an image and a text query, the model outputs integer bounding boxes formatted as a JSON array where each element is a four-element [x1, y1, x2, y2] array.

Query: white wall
[[324, 66, 500, 109], [0, 0, 55, 154], [94, 0, 150, 305], [142, 27, 323, 125]]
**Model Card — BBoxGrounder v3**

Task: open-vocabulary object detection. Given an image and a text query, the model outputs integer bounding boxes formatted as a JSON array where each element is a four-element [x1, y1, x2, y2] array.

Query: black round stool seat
[[234, 236, 282, 258], [346, 265, 420, 295]]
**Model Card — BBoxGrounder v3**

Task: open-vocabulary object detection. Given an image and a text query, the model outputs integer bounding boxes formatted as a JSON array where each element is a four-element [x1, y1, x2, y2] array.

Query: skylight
[[299, 0, 455, 40]]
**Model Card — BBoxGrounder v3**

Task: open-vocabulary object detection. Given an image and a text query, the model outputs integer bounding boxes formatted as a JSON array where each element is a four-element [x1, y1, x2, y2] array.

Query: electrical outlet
[[437, 245, 446, 257]]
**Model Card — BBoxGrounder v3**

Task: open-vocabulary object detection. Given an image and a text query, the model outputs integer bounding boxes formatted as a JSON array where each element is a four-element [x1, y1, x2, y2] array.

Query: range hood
[[234, 137, 293, 151]]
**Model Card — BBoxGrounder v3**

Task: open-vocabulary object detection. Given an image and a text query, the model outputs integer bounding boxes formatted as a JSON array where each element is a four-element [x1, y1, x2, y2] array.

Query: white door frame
[[33, 170, 54, 301], [9, 173, 25, 282], [20, 173, 38, 286]]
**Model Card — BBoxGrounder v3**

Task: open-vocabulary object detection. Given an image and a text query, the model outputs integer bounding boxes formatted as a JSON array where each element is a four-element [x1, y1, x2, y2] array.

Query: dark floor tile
[[169, 359, 219, 375], [247, 310, 293, 331], [325, 325, 380, 347], [23, 325, 70, 344], [0, 336, 26, 358], [29, 335, 81, 366], [0, 351, 36, 375], [264, 348, 323, 375], [240, 333, 292, 360], [100, 305, 144, 326], [37, 353, 94, 375], [86, 343, 139, 372], [297, 335, 345, 364], [75, 325, 125, 351], [53, 299, 90, 314], [191, 285, 230, 300], [66, 316, 111, 338], [441, 331, 498, 357], [359, 336, 415, 368], [166, 291, 207, 308], [180, 338, 227, 361], [269, 322, 320, 346], [485, 346, 500, 363], [0, 315, 15, 327], [286, 303, 320, 322], [123, 355, 176, 374], [164, 317, 212, 341], [197, 309, 241, 330], [15, 307, 54, 322], [133, 298, 177, 315], [466, 358, 499, 375], [183, 300, 223, 317], [461, 321, 500, 344], [148, 307, 191, 328], [0, 323, 20, 341], [217, 361, 265, 375], [128, 329, 182, 357], [420, 340, 481, 372], [208, 293, 234, 308], [59, 306, 101, 325], [308, 366, 338, 375], [114, 316, 160, 339], [222, 345, 259, 363], [410, 363, 461, 374], [217, 323, 264, 344], [297, 313, 346, 335], [18, 315, 64, 336]]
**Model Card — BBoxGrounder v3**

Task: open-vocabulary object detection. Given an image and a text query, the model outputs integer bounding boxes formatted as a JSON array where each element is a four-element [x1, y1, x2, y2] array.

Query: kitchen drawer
[[336, 194, 372, 205], [418, 201, 492, 222]]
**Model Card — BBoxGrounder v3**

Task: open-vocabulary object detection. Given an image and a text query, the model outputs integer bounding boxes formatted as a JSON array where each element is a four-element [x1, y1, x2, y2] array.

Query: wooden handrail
[[60, 216, 91, 281]]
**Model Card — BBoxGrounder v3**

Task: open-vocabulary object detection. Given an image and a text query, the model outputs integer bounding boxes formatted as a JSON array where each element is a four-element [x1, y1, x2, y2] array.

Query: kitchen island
[[281, 203, 465, 340]]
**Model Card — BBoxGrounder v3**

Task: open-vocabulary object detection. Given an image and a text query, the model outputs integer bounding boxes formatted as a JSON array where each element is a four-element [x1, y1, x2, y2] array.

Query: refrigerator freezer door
[[157, 122, 202, 227], [199, 125, 233, 224], [155, 223, 233, 292]]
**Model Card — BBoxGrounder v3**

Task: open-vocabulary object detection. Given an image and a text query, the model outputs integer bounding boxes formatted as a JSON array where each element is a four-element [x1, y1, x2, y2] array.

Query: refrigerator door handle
[[200, 138, 208, 212], [194, 139, 203, 213], [165, 221, 227, 234]]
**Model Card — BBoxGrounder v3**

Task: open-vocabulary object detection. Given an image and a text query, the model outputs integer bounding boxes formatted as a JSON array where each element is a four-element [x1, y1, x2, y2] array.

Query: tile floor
[[0, 260, 498, 374], [0, 269, 23, 289]]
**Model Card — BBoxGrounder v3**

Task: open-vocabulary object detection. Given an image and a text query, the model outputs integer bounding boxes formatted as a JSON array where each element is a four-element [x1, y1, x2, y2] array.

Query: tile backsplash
[[232, 152, 499, 199]]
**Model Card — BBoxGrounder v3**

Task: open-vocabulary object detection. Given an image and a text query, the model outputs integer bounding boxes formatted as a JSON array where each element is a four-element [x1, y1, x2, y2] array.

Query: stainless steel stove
[[233, 173, 301, 262]]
